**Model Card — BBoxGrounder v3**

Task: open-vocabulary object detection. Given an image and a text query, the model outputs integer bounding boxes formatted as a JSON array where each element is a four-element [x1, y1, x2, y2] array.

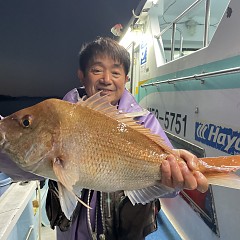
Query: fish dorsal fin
[[78, 92, 174, 154], [79, 92, 118, 115]]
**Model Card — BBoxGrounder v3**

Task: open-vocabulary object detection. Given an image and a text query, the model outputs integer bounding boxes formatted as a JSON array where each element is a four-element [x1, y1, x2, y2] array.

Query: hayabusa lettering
[[195, 122, 240, 154]]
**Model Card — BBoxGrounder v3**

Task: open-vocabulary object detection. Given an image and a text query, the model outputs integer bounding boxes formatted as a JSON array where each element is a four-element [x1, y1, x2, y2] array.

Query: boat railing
[[141, 66, 240, 88]]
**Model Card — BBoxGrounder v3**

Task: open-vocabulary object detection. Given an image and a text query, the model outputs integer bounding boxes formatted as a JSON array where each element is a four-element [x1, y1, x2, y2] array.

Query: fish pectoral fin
[[57, 182, 91, 220], [206, 172, 240, 190], [57, 182, 78, 220], [53, 157, 91, 219], [52, 156, 80, 193], [124, 184, 175, 205]]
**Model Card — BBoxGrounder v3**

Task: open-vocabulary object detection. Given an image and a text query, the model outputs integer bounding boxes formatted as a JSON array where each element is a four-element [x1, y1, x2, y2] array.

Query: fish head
[[0, 99, 61, 176]]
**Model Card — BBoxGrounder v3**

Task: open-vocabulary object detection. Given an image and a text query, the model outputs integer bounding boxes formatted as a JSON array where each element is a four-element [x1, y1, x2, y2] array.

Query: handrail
[[155, 0, 204, 39], [140, 66, 240, 88]]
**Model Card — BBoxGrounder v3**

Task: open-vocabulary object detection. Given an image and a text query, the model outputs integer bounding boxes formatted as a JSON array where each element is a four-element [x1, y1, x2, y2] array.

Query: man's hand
[[161, 149, 209, 193]]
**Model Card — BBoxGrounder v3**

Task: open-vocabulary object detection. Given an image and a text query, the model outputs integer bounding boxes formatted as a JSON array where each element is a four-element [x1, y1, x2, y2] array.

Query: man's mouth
[[98, 89, 113, 95]]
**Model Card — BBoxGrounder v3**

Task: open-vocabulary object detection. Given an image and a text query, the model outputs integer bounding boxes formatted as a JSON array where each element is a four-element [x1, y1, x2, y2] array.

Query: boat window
[[156, 0, 230, 63]]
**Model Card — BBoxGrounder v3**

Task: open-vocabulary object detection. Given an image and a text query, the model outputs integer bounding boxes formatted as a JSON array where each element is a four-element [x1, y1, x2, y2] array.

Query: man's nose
[[100, 71, 112, 84]]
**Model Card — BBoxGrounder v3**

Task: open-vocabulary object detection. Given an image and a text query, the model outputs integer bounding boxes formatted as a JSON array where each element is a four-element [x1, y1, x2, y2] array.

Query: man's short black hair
[[79, 37, 130, 75]]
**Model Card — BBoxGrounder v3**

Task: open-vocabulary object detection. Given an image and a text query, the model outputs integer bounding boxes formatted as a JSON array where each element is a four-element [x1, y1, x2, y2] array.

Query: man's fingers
[[173, 149, 198, 171], [161, 153, 209, 192], [179, 161, 197, 190], [167, 155, 184, 189], [161, 160, 172, 187], [194, 171, 209, 193]]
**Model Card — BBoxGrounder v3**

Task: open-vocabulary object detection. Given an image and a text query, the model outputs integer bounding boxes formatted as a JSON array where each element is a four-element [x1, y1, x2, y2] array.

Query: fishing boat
[[1, 0, 240, 239], [120, 0, 240, 239]]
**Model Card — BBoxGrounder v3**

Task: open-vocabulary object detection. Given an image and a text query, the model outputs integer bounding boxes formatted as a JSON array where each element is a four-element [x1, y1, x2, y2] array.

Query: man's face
[[78, 56, 128, 105]]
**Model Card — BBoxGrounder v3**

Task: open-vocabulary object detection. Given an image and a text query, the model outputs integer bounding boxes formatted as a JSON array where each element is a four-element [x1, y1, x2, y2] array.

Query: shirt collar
[[118, 89, 143, 113]]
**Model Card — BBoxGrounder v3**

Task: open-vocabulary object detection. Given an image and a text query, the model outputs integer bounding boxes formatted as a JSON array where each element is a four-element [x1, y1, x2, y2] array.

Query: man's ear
[[77, 69, 84, 84], [125, 75, 129, 83]]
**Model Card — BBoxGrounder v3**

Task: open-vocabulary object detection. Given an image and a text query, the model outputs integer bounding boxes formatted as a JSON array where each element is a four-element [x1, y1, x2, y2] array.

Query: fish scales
[[57, 103, 166, 191]]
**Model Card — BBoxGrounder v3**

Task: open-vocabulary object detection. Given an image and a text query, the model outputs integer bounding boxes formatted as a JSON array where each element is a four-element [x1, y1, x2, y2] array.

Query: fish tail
[[197, 155, 240, 189], [197, 155, 240, 173]]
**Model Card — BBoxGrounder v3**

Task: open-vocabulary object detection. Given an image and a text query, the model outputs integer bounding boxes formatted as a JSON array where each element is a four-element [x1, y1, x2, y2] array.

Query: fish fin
[[57, 182, 78, 220], [206, 172, 240, 190], [52, 157, 79, 192], [199, 155, 240, 172], [124, 184, 175, 205], [79, 91, 174, 154], [122, 109, 148, 118], [56, 183, 91, 220], [52, 157, 91, 219], [79, 91, 117, 113], [197, 155, 240, 189]]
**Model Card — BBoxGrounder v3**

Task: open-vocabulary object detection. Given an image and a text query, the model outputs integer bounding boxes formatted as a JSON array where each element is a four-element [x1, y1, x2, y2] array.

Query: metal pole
[[179, 30, 183, 57], [141, 66, 240, 87], [171, 23, 176, 60], [204, 0, 211, 47], [130, 41, 135, 94]]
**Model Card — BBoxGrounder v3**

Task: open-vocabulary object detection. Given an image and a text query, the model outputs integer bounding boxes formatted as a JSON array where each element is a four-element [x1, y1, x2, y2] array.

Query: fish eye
[[21, 115, 32, 128]]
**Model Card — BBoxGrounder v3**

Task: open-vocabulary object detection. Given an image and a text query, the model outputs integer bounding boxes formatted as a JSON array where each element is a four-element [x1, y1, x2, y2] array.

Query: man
[[0, 37, 208, 240]]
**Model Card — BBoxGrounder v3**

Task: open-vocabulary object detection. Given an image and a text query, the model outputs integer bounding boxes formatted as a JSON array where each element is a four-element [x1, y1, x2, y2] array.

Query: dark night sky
[[0, 0, 142, 98]]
